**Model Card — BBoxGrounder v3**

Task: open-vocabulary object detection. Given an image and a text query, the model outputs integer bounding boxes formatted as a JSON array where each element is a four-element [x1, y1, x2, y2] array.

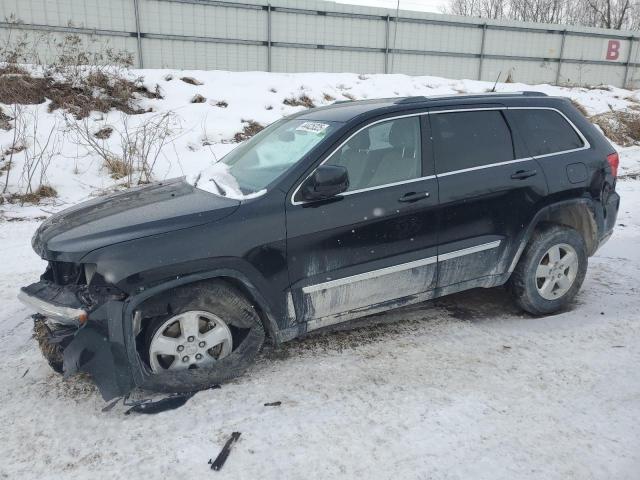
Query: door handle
[[511, 169, 537, 180], [398, 191, 430, 203]]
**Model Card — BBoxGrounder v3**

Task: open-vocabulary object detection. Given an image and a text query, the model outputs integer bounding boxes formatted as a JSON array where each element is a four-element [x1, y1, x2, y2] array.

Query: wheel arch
[[508, 199, 598, 274], [126, 269, 281, 345]]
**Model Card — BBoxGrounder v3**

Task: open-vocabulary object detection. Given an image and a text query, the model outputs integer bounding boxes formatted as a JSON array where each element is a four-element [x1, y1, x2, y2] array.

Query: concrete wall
[[2, 0, 639, 87]]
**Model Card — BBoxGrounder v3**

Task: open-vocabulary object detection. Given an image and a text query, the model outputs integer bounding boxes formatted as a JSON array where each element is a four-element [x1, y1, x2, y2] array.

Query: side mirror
[[300, 165, 349, 202]]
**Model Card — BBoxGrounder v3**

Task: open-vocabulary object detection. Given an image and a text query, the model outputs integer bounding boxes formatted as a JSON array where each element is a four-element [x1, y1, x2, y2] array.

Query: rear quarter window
[[509, 109, 584, 156]]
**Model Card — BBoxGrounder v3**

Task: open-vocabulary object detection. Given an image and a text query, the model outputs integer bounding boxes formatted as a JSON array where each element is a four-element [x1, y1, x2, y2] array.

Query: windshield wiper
[[210, 178, 227, 197]]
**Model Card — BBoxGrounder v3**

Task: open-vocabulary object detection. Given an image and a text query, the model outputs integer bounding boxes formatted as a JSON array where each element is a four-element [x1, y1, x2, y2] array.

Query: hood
[[33, 178, 240, 262]]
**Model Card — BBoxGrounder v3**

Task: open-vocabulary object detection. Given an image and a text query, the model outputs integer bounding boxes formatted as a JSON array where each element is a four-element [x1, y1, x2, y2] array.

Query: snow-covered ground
[[2, 70, 640, 218], [0, 178, 639, 479], [1, 71, 640, 478]]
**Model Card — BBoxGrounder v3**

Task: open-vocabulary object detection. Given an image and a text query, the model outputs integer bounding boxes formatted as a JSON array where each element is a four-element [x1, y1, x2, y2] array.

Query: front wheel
[[140, 281, 265, 393], [509, 224, 588, 315]]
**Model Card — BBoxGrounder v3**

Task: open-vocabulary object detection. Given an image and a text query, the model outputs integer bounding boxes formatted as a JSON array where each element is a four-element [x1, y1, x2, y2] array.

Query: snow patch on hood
[[191, 162, 266, 200]]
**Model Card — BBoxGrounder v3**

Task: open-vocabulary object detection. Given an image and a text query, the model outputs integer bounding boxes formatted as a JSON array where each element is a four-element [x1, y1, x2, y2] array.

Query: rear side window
[[431, 110, 515, 174], [509, 109, 584, 156]]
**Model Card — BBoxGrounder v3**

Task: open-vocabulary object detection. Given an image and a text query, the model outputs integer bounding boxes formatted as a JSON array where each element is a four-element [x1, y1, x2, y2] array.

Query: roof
[[298, 91, 553, 123]]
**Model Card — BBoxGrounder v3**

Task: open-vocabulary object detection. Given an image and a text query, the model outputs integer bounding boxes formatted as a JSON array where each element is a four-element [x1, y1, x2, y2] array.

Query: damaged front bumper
[[18, 288, 88, 326], [18, 280, 135, 401]]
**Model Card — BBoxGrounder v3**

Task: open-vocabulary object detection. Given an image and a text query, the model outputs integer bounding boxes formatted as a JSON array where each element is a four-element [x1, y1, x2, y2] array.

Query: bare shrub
[[234, 120, 264, 142], [2, 103, 27, 194], [215, 100, 228, 108], [66, 111, 178, 186], [13, 109, 63, 203], [283, 94, 315, 108]]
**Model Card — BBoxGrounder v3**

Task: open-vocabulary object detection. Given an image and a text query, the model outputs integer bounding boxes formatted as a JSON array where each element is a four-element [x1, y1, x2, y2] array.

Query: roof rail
[[394, 96, 429, 104], [392, 91, 548, 104]]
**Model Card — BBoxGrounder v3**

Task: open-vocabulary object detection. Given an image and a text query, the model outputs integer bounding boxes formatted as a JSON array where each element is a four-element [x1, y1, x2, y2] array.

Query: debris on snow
[[124, 392, 196, 415], [209, 432, 241, 471]]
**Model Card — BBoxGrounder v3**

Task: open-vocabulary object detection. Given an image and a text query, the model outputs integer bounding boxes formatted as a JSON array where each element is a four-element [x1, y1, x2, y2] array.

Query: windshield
[[219, 119, 340, 194]]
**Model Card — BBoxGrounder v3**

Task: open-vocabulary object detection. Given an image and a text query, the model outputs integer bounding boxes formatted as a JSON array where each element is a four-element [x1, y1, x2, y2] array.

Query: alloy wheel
[[149, 310, 233, 372], [535, 243, 579, 301]]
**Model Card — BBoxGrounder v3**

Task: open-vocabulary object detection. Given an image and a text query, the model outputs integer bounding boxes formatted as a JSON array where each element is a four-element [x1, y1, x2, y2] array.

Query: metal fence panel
[[2, 0, 639, 87]]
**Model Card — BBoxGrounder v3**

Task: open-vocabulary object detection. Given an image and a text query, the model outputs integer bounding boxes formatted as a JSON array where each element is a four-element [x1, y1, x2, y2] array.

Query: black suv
[[18, 92, 620, 400]]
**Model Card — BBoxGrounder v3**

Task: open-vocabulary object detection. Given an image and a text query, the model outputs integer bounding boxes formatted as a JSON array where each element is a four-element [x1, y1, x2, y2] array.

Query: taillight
[[607, 152, 619, 178]]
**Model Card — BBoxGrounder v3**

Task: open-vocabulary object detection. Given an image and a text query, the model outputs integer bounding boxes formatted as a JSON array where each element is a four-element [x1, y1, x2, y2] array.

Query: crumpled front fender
[[62, 300, 134, 401]]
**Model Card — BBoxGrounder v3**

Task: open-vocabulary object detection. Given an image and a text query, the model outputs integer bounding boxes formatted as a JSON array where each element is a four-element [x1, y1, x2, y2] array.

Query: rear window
[[431, 110, 515, 174], [509, 109, 584, 156]]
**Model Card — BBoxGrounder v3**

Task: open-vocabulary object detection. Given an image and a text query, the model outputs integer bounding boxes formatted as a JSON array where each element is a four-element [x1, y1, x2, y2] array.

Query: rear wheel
[[509, 224, 588, 315], [140, 281, 265, 393]]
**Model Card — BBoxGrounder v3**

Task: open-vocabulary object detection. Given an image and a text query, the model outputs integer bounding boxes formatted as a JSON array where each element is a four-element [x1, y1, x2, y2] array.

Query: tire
[[33, 318, 64, 374], [140, 280, 265, 394], [508, 224, 588, 316]]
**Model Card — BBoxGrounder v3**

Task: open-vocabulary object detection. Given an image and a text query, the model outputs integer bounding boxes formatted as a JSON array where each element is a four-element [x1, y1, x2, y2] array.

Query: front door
[[285, 114, 439, 331]]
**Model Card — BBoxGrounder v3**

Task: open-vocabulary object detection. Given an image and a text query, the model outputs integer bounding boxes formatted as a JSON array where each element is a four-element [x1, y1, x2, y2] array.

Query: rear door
[[429, 107, 548, 288], [285, 114, 439, 331]]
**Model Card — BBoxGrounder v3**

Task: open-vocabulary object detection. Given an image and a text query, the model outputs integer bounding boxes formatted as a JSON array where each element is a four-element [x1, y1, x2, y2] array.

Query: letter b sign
[[606, 40, 620, 60]]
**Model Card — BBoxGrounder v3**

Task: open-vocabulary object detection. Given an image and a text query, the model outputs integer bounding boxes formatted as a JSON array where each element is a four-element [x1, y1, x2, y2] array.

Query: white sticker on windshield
[[296, 122, 330, 134]]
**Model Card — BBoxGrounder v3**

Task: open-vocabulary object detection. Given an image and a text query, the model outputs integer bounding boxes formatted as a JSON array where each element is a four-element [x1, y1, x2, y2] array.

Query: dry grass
[[191, 94, 206, 103], [283, 94, 315, 108], [94, 126, 113, 140], [571, 99, 589, 117], [12, 184, 58, 204], [342, 92, 356, 101], [0, 70, 159, 119], [0, 108, 11, 130], [3, 144, 25, 156], [104, 157, 132, 179], [180, 76, 203, 86], [323, 93, 336, 102], [0, 74, 47, 104], [590, 110, 640, 146], [0, 64, 28, 76], [215, 100, 228, 108], [234, 120, 264, 142]]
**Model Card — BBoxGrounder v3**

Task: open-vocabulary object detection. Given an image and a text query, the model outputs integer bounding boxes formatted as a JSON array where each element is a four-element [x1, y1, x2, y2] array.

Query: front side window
[[219, 119, 340, 194], [431, 110, 515, 174], [509, 109, 584, 156], [326, 116, 422, 192]]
